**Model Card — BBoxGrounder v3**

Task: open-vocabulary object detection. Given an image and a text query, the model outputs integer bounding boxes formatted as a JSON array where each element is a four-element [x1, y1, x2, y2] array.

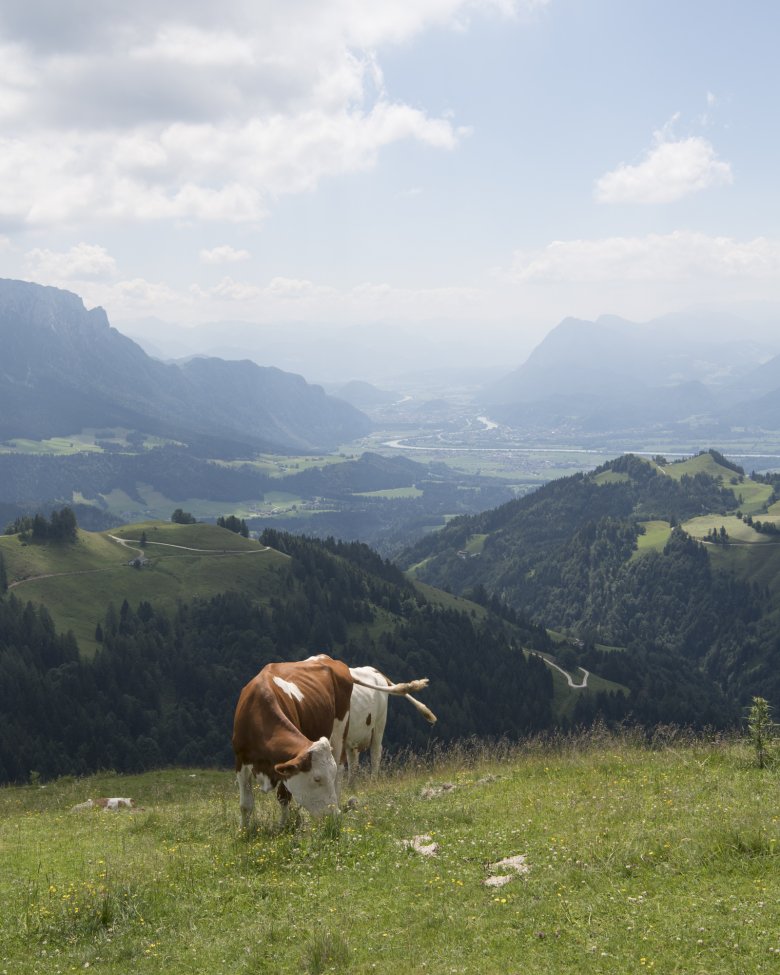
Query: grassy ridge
[[1, 523, 288, 655], [1, 523, 498, 657], [1, 735, 778, 974]]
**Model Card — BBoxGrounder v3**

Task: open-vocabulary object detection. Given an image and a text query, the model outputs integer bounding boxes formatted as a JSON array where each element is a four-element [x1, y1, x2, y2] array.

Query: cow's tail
[[404, 694, 437, 725], [350, 673, 436, 724]]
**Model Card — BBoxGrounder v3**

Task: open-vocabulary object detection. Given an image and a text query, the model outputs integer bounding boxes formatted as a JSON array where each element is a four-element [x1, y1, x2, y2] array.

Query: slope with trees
[[401, 451, 780, 721], [0, 529, 554, 784]]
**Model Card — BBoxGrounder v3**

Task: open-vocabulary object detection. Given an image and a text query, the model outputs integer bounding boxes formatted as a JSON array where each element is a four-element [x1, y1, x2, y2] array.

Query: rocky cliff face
[[0, 278, 370, 451]]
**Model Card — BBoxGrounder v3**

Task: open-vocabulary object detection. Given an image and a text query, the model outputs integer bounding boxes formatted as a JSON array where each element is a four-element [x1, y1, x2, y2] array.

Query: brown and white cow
[[344, 666, 437, 782], [232, 655, 429, 827]]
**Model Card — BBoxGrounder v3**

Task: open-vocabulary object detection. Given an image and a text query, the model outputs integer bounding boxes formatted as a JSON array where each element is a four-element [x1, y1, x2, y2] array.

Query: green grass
[[733, 480, 775, 515], [659, 454, 773, 513], [1, 735, 779, 974], [463, 533, 488, 554], [593, 470, 632, 485], [109, 522, 261, 551], [662, 453, 733, 481], [0, 430, 179, 456], [1, 523, 288, 655], [683, 515, 770, 545], [0, 435, 103, 455], [411, 581, 487, 618], [634, 520, 673, 555]]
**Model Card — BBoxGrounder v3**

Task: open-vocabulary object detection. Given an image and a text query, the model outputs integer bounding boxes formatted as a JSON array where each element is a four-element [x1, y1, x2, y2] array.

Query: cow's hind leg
[[370, 707, 387, 777], [346, 746, 360, 784], [369, 736, 383, 778], [237, 764, 255, 829]]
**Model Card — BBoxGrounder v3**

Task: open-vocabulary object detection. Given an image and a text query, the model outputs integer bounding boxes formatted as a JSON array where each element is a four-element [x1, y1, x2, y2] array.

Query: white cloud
[[131, 26, 255, 67], [206, 276, 265, 301], [595, 135, 733, 205], [24, 243, 117, 281], [508, 231, 780, 283], [200, 245, 251, 265], [0, 0, 530, 229], [110, 277, 183, 310]]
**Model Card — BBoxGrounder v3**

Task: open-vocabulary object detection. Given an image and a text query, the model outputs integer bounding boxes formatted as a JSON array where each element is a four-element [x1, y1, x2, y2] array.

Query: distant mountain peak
[[0, 278, 370, 451]]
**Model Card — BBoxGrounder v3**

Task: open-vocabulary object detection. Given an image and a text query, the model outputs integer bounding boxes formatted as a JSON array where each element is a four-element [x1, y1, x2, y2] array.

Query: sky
[[1, 0, 779, 348]]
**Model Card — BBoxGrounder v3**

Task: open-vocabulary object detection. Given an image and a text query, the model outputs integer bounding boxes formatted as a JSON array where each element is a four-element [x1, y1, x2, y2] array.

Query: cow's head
[[274, 737, 339, 817]]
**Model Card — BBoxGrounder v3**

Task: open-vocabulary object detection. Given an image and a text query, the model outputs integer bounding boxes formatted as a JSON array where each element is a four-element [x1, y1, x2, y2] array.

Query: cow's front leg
[[276, 782, 292, 828], [237, 765, 255, 829], [329, 714, 349, 804]]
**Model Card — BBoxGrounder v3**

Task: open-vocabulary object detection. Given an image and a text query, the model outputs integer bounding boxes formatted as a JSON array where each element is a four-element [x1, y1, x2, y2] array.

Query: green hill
[[1, 734, 777, 975], [2, 521, 288, 654], [400, 450, 780, 721]]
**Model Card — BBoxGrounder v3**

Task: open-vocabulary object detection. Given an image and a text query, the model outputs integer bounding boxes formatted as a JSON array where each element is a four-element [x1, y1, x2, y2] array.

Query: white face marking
[[272, 675, 304, 702], [285, 738, 339, 817]]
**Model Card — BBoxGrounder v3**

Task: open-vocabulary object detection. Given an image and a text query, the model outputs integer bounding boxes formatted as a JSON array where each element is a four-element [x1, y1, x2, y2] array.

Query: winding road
[[531, 652, 590, 689]]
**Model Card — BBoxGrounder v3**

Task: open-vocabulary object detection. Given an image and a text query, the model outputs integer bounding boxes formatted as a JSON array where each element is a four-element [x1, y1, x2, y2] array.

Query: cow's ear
[[274, 759, 298, 780], [275, 751, 312, 779]]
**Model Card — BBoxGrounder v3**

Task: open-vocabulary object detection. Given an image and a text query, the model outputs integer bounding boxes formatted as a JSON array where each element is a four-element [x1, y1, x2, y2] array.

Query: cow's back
[[232, 655, 352, 773], [267, 656, 352, 741]]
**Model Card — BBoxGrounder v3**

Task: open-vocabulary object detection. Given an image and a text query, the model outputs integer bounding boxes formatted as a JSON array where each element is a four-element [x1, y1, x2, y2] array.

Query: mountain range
[[480, 311, 780, 438], [6, 274, 780, 474], [0, 279, 370, 453], [118, 301, 780, 443]]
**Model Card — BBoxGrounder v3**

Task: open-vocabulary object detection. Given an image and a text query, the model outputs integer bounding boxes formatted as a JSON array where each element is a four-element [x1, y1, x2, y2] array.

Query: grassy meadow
[[1, 733, 779, 975], [1, 524, 289, 655]]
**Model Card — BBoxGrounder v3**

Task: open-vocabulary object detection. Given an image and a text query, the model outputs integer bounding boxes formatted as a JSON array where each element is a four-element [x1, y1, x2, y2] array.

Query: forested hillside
[[401, 451, 780, 722], [0, 530, 552, 785]]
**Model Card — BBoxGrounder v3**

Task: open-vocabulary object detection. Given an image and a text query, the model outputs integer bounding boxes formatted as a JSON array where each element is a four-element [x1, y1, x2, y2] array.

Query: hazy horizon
[[114, 301, 780, 389]]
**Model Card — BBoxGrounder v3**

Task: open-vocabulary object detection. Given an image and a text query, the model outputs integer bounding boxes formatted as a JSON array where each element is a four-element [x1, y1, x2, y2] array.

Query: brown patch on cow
[[365, 713, 372, 726]]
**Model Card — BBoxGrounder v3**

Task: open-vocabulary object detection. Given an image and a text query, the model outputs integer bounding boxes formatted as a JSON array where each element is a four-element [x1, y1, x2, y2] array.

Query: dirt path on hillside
[[531, 653, 589, 689], [7, 536, 272, 591], [8, 568, 115, 590], [107, 534, 271, 556]]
